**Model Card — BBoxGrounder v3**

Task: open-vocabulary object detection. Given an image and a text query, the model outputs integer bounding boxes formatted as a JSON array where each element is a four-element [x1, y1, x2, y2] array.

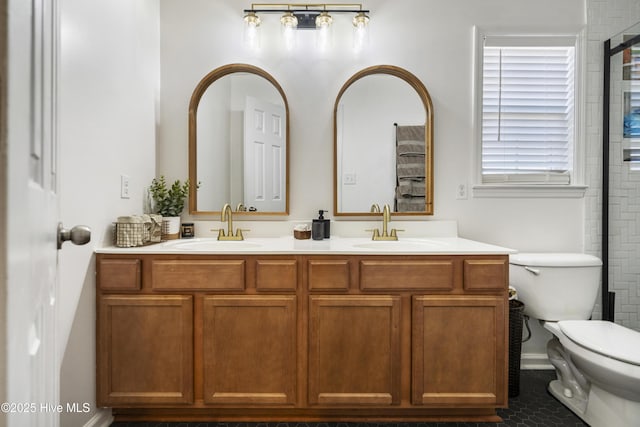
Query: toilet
[[509, 253, 640, 427]]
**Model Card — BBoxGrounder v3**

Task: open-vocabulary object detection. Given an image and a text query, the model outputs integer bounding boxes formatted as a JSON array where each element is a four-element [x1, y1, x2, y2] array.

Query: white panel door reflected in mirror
[[189, 64, 289, 215]]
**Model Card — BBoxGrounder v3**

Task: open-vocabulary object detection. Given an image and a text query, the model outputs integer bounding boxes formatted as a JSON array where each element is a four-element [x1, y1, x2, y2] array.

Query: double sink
[[155, 236, 511, 255]]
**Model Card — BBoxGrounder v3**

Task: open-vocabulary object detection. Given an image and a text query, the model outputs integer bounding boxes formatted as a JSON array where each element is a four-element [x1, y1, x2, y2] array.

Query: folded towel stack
[[395, 125, 426, 212]]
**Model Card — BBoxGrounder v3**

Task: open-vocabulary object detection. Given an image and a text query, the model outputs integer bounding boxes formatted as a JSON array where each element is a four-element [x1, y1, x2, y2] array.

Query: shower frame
[[602, 27, 640, 322]]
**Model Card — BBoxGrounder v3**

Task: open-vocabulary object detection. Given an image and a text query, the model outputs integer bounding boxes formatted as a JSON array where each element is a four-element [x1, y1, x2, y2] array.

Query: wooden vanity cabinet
[[96, 253, 508, 422]]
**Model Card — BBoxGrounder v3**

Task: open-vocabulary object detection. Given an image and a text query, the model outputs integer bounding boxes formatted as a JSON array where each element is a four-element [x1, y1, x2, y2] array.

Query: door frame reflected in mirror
[[333, 65, 434, 216], [188, 63, 290, 215]]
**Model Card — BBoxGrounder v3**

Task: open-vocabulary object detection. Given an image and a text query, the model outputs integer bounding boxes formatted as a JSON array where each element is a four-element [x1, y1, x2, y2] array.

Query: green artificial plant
[[149, 176, 190, 217]]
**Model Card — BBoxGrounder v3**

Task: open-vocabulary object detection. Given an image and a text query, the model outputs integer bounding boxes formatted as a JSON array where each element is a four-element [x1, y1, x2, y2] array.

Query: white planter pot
[[161, 216, 181, 240]]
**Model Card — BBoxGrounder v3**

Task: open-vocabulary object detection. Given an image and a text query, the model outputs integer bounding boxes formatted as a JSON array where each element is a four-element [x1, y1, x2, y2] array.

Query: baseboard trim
[[83, 408, 113, 427], [521, 352, 553, 370]]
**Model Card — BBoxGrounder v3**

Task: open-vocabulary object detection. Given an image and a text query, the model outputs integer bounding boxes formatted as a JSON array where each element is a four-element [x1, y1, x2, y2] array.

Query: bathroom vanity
[[96, 236, 511, 422]]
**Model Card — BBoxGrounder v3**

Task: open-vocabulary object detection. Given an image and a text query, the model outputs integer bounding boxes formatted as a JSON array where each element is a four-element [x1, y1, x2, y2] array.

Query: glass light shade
[[316, 11, 333, 29], [280, 12, 298, 29], [243, 11, 261, 28], [352, 12, 369, 28]]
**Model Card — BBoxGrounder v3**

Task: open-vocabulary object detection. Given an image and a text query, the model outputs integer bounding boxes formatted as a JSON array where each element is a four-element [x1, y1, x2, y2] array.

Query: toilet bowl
[[509, 253, 640, 427]]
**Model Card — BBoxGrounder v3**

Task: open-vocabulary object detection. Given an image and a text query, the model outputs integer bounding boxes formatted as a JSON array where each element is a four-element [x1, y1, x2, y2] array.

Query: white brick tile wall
[[586, 0, 640, 330]]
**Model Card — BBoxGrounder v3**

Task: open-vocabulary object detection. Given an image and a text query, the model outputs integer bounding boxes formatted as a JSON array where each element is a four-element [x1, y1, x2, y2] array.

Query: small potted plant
[[149, 176, 190, 240]]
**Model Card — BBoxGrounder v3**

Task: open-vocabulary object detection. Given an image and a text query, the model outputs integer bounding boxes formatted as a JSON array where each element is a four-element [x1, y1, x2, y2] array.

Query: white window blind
[[481, 38, 576, 184]]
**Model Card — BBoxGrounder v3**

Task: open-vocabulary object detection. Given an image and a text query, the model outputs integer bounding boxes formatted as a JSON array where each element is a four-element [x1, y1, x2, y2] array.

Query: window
[[480, 35, 577, 185]]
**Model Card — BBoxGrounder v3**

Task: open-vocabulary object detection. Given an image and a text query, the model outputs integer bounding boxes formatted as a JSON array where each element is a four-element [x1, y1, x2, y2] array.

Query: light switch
[[120, 175, 130, 199], [343, 173, 357, 185]]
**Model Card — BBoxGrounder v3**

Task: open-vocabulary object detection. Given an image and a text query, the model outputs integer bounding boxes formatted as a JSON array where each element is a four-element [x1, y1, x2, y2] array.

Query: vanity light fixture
[[280, 11, 298, 28], [352, 11, 369, 28], [243, 10, 262, 28], [315, 11, 333, 29], [243, 3, 370, 31]]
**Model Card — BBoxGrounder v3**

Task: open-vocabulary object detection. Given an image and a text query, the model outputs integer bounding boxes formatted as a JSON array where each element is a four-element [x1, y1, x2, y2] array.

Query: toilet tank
[[509, 253, 602, 321]]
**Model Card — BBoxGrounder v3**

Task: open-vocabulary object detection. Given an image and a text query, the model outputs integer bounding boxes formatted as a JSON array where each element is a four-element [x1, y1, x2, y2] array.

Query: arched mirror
[[189, 64, 289, 215], [334, 65, 433, 216]]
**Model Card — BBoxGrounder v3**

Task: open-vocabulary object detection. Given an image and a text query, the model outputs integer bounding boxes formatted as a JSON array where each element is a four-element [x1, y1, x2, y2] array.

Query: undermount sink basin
[[163, 239, 262, 251], [352, 239, 447, 251]]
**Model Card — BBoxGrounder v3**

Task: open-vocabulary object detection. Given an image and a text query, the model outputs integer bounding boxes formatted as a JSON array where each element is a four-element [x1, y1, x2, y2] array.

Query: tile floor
[[110, 370, 588, 427]]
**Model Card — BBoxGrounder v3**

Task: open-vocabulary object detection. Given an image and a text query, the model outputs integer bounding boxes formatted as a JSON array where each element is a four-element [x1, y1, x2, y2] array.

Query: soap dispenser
[[313, 209, 330, 239]]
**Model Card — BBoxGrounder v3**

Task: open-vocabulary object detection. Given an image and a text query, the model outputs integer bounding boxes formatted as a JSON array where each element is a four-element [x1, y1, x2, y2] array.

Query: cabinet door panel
[[412, 296, 507, 406], [97, 295, 193, 406], [309, 296, 401, 406], [203, 296, 297, 405]]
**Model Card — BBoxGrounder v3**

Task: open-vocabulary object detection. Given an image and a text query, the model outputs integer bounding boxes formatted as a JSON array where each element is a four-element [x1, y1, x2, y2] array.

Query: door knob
[[57, 223, 91, 249]]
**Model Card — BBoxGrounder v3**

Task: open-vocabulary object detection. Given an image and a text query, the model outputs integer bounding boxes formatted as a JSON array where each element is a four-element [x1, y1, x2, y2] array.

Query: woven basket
[[115, 214, 163, 247], [115, 222, 145, 248], [508, 299, 525, 397]]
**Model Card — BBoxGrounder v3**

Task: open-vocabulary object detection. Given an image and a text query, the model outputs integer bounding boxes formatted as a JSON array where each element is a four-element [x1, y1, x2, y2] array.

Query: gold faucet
[[368, 204, 402, 241], [236, 202, 246, 212], [217, 203, 246, 240], [370, 203, 381, 213]]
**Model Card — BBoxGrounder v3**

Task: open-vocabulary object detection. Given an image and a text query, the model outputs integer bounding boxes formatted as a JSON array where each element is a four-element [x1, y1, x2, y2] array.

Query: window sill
[[472, 184, 588, 198]]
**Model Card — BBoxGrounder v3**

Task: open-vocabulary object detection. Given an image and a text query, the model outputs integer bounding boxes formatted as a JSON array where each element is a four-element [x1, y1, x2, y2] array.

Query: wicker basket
[[115, 221, 145, 247], [508, 299, 525, 397], [115, 214, 162, 247]]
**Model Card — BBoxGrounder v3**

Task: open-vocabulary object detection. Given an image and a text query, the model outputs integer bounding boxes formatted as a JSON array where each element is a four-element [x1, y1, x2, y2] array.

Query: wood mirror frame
[[188, 63, 290, 215], [333, 65, 434, 216]]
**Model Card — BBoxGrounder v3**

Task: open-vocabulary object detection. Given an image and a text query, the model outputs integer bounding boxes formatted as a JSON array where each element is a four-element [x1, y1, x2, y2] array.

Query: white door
[[5, 1, 84, 425], [243, 96, 286, 212]]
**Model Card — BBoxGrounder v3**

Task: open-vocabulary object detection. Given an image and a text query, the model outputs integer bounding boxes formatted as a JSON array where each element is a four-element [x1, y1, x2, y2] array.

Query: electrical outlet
[[343, 173, 357, 185], [456, 183, 467, 200], [120, 175, 130, 199]]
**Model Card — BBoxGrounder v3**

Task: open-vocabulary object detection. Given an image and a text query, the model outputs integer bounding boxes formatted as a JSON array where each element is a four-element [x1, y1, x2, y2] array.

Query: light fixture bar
[[244, 3, 369, 15], [243, 3, 369, 32], [246, 3, 367, 10]]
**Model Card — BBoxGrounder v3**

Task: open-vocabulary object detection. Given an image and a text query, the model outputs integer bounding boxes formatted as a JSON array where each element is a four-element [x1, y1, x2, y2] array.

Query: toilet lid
[[559, 320, 640, 366], [509, 253, 602, 267]]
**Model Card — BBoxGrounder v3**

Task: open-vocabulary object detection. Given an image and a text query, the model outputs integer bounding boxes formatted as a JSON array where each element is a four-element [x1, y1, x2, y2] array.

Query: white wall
[[57, 0, 159, 425], [159, 0, 587, 248], [197, 76, 231, 209]]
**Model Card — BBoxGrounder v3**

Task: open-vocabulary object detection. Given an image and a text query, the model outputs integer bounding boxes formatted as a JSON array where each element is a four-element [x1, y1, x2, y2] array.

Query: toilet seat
[[558, 320, 640, 366]]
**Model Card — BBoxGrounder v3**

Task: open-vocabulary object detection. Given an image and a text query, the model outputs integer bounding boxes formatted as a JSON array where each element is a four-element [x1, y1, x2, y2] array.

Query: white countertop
[[95, 235, 515, 255]]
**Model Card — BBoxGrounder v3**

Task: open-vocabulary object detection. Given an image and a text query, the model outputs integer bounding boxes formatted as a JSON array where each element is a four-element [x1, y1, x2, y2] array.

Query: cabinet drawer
[[308, 259, 351, 291], [98, 258, 141, 291], [463, 259, 507, 291], [151, 260, 245, 291], [360, 260, 454, 291], [255, 259, 297, 291]]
